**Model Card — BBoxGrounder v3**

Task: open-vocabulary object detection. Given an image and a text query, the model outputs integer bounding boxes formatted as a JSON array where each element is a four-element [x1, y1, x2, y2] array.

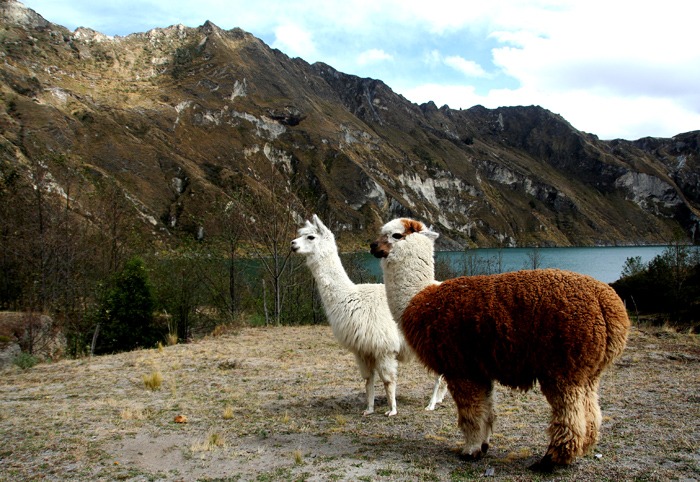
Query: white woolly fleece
[[379, 221, 440, 322]]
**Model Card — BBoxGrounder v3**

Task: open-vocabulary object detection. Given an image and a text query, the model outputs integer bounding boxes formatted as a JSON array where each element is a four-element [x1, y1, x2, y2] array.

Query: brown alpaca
[[371, 218, 630, 471]]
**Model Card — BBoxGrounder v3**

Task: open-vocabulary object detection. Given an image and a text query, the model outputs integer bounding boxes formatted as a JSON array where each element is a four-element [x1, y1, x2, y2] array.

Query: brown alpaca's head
[[370, 218, 438, 259]]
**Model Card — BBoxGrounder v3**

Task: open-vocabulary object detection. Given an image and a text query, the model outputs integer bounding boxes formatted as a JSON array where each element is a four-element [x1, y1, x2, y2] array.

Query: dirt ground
[[0, 324, 698, 481]]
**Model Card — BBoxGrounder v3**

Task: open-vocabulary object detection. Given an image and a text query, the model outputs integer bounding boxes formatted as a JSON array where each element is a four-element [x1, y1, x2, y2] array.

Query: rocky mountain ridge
[[1, 0, 698, 249]]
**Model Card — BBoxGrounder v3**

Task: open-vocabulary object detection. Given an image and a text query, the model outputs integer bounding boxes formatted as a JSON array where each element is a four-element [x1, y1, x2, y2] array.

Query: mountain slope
[[1, 0, 698, 249]]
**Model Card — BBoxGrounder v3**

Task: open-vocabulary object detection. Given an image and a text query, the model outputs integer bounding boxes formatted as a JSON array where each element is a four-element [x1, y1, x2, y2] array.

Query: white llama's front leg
[[426, 374, 449, 410]]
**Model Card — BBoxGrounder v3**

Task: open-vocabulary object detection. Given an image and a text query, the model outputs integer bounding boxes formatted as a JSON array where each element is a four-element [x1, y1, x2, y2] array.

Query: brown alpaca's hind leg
[[582, 378, 602, 454], [447, 378, 495, 460], [535, 382, 587, 471]]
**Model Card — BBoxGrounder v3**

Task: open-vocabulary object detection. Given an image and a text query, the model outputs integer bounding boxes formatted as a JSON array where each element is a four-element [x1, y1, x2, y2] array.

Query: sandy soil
[[0, 324, 698, 481]]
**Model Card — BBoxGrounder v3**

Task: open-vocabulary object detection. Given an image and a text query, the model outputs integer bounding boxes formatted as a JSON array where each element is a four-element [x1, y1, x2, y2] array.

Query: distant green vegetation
[[91, 257, 162, 355], [13, 352, 39, 370], [612, 244, 700, 332]]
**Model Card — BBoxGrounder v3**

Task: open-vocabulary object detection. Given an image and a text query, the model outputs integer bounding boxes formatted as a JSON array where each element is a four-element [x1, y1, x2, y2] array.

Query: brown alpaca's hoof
[[459, 443, 488, 461], [529, 454, 555, 472], [458, 450, 482, 461]]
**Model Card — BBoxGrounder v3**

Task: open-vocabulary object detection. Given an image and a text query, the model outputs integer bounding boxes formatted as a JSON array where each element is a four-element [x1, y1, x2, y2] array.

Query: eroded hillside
[[1, 0, 699, 249]]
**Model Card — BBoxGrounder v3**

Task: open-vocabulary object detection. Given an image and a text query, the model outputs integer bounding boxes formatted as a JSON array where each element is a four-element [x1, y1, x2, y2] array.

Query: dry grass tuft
[[222, 405, 234, 420], [218, 359, 241, 370], [498, 447, 534, 463], [210, 324, 228, 337], [142, 370, 163, 390], [192, 432, 226, 452], [120, 406, 149, 420], [293, 449, 303, 465]]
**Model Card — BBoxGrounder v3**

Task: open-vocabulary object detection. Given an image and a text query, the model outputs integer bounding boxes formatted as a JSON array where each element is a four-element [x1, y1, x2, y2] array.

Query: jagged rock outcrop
[[1, 0, 698, 249]]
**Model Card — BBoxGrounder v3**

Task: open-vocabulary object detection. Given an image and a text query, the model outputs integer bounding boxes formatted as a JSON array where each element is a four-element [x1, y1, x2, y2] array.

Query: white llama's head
[[291, 214, 336, 258], [370, 218, 439, 262]]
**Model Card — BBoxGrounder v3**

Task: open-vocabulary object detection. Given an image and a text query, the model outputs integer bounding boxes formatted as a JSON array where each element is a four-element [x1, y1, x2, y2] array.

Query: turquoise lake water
[[359, 246, 671, 283]]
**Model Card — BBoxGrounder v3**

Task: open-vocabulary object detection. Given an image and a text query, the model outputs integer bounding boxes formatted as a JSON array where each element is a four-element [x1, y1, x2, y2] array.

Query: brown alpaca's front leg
[[448, 379, 495, 459]]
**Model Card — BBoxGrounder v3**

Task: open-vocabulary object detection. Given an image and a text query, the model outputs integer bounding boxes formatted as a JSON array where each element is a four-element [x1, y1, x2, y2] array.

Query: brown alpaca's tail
[[599, 284, 631, 366]]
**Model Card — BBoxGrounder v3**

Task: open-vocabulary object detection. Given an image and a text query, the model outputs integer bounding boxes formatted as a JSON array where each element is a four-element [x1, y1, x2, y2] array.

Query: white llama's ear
[[312, 214, 330, 234], [421, 225, 439, 241]]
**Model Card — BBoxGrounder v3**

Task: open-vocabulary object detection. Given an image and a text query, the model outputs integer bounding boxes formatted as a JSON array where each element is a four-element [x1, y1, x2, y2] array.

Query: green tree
[[612, 245, 700, 329], [620, 256, 646, 279], [93, 257, 160, 354]]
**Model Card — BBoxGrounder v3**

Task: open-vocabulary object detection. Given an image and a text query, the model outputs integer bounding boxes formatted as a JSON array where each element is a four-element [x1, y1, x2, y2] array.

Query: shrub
[[93, 257, 163, 354], [13, 352, 38, 370], [612, 245, 700, 330]]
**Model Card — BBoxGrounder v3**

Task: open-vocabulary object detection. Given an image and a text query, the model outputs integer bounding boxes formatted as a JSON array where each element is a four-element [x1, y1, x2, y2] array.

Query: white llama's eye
[[307, 235, 315, 240], [392, 233, 403, 240]]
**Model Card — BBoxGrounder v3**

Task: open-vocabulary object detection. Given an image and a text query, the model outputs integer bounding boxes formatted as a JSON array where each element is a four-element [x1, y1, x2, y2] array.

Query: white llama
[[291, 215, 446, 416]]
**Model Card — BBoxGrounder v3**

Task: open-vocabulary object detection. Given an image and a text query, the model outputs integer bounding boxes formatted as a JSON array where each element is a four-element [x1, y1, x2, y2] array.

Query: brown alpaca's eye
[[307, 235, 315, 240], [392, 233, 403, 240]]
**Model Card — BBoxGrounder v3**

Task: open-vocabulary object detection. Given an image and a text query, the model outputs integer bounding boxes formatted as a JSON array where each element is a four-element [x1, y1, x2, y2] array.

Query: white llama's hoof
[[362, 409, 374, 416], [385, 409, 397, 416], [425, 404, 436, 411]]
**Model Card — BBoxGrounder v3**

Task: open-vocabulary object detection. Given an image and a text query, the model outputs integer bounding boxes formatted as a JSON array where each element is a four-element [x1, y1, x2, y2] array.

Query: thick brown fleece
[[401, 268, 630, 466], [403, 269, 628, 387]]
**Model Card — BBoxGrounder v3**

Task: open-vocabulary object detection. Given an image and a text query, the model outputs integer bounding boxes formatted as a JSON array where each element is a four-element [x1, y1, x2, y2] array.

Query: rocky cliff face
[[1, 0, 698, 249]]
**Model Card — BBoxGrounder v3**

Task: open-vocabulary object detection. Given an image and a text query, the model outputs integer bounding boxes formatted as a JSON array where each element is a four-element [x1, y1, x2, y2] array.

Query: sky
[[19, 0, 700, 140]]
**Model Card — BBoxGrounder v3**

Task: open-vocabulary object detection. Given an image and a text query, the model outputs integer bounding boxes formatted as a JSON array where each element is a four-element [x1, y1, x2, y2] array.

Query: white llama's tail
[[397, 337, 415, 363]]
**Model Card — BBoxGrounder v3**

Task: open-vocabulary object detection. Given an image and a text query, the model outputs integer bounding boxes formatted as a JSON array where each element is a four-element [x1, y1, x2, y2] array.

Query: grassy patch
[[142, 370, 163, 390]]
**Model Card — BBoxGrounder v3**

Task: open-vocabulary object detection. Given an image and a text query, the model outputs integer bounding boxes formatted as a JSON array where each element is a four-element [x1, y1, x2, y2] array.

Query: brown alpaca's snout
[[370, 237, 390, 258]]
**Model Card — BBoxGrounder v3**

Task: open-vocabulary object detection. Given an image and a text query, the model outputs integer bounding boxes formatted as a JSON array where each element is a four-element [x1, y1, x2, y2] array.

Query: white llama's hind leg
[[426, 375, 449, 410], [355, 354, 375, 416], [376, 355, 399, 416]]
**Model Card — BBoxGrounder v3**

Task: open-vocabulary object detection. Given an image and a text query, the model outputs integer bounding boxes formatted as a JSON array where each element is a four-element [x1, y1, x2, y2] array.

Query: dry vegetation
[[0, 324, 698, 481]]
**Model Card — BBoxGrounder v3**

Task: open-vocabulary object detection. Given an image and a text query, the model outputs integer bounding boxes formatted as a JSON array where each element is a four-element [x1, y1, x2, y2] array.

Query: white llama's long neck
[[305, 249, 355, 310], [382, 238, 436, 321]]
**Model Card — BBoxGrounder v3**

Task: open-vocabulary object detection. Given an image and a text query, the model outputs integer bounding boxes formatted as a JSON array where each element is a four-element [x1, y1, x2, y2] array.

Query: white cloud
[[357, 48, 393, 65], [443, 56, 488, 78], [423, 50, 442, 67], [271, 24, 317, 59]]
